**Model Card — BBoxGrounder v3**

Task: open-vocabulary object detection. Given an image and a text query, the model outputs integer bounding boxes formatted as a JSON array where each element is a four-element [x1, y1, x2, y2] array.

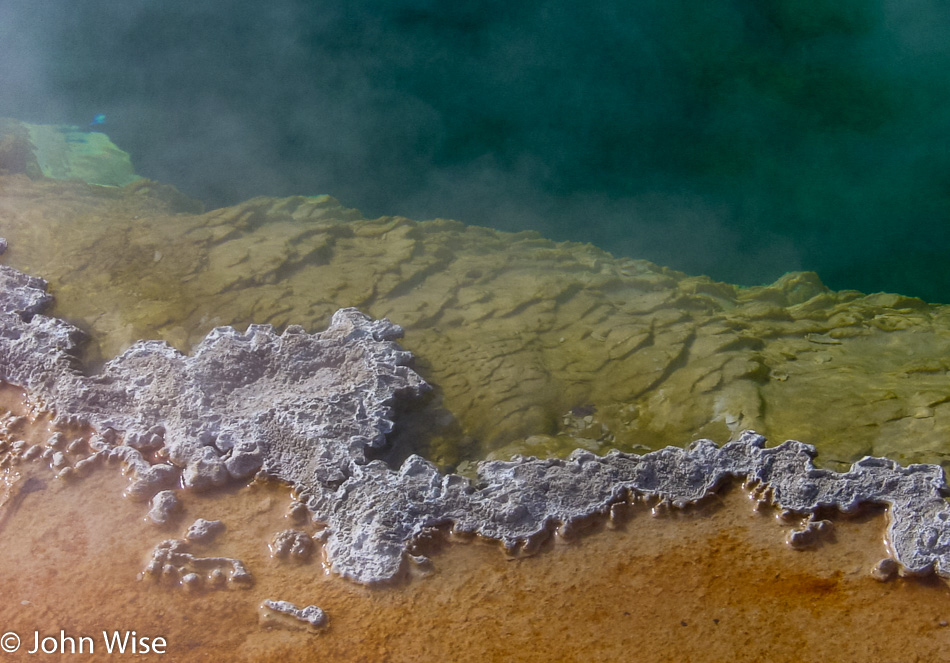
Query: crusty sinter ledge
[[0, 241, 947, 584]]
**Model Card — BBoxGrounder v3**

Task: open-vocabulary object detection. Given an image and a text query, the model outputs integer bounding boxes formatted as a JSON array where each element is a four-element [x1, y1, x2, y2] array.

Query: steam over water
[[5, 6, 950, 659], [2, 0, 950, 300]]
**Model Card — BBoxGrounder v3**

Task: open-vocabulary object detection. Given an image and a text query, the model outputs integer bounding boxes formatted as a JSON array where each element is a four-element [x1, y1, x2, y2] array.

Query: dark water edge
[[2, 0, 950, 301]]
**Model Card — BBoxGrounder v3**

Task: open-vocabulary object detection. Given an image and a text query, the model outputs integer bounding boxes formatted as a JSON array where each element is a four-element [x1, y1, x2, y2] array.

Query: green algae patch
[[3, 169, 950, 468], [22, 122, 141, 188]]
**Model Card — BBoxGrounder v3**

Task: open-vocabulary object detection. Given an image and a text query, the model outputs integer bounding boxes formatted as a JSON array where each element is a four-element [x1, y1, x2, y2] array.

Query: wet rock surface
[[147, 490, 181, 525], [0, 252, 428, 493], [142, 538, 252, 590], [270, 529, 314, 561], [185, 518, 225, 544], [3, 255, 950, 585], [2, 154, 950, 470], [785, 517, 834, 550], [308, 433, 950, 583], [260, 599, 327, 631]]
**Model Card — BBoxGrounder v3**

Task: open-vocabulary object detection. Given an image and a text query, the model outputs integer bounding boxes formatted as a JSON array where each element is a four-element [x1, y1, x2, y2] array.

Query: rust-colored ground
[[0, 386, 947, 662]]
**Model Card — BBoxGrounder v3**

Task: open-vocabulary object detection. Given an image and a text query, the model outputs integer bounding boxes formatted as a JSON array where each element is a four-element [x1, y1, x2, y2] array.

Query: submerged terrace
[[1, 120, 950, 661]]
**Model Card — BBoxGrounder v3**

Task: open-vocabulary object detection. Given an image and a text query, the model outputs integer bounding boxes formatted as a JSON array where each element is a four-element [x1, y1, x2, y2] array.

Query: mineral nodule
[[261, 600, 327, 631], [1, 243, 949, 584]]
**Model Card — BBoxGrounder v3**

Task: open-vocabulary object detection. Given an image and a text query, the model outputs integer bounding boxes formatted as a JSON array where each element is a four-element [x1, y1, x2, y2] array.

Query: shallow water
[[5, 1, 950, 301], [3, 171, 950, 471], [4, 441, 950, 661], [3, 122, 950, 660], [0, 385, 949, 661]]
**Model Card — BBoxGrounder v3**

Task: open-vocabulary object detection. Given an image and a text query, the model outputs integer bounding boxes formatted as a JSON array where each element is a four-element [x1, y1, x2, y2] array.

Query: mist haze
[[2, 0, 949, 300]]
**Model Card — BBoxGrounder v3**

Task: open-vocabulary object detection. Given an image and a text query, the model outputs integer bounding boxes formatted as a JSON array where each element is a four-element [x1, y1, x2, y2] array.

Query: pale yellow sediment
[[2, 174, 950, 469]]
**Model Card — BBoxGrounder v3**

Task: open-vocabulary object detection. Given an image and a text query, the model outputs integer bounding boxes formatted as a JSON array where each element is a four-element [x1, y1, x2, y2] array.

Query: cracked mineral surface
[[3, 117, 950, 472], [3, 251, 950, 585], [1, 445, 949, 663], [5, 120, 950, 660]]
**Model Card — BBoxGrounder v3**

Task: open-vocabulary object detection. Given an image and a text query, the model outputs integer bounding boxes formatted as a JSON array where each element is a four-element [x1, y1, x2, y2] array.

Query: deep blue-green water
[[2, 0, 950, 301]]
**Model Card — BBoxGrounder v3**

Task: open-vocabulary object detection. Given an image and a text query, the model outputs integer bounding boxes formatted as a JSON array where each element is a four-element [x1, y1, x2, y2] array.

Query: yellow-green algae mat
[[1, 152, 950, 472]]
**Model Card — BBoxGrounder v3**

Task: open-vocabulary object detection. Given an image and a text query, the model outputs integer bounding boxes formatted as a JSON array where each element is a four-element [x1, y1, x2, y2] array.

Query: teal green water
[[2, 0, 949, 300]]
